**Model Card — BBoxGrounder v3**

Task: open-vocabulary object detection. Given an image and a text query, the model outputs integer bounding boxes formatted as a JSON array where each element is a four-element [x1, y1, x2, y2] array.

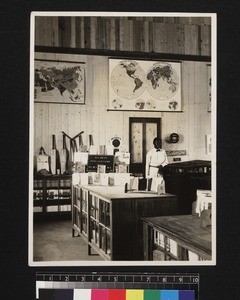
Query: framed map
[[34, 59, 85, 104], [109, 58, 181, 111]]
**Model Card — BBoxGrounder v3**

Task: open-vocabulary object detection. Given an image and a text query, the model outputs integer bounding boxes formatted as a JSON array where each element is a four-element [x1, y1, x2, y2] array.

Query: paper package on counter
[[151, 178, 165, 194], [74, 152, 88, 164], [100, 173, 109, 186], [109, 173, 131, 186], [80, 173, 89, 185], [72, 173, 80, 185], [89, 173, 108, 186]]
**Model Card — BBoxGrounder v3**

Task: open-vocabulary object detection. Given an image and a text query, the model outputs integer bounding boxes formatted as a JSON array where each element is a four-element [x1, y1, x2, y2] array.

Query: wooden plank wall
[[33, 16, 212, 162], [35, 16, 211, 56]]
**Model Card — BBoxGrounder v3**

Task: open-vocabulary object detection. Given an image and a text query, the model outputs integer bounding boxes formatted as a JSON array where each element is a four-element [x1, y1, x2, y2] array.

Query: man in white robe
[[145, 137, 168, 179]]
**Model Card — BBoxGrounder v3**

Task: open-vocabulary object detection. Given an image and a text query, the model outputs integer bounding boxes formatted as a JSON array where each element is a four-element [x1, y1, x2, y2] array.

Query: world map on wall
[[146, 62, 179, 100], [110, 61, 145, 99], [111, 61, 179, 100], [34, 60, 85, 103]]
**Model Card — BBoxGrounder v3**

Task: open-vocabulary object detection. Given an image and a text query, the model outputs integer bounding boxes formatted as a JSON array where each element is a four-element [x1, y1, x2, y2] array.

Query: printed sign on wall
[[109, 59, 181, 111]]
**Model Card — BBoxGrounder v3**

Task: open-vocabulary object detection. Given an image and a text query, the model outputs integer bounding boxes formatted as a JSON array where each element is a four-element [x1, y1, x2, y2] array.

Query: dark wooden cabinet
[[163, 160, 211, 214], [143, 215, 212, 261], [33, 175, 72, 219], [72, 185, 178, 261]]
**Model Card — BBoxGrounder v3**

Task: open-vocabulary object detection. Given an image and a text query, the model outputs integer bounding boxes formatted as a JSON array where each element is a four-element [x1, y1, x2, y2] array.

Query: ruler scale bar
[[36, 272, 199, 300]]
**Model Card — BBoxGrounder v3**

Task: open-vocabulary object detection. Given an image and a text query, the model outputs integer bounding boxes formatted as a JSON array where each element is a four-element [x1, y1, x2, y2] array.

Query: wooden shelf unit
[[33, 175, 72, 218], [72, 185, 178, 261], [163, 160, 211, 215], [143, 215, 212, 261]]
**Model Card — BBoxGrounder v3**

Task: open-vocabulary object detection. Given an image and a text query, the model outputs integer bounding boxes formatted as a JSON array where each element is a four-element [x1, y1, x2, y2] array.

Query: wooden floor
[[33, 219, 103, 262]]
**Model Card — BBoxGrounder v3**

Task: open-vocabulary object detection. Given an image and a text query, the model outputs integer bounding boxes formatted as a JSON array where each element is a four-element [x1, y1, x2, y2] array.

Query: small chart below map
[[109, 59, 181, 111]]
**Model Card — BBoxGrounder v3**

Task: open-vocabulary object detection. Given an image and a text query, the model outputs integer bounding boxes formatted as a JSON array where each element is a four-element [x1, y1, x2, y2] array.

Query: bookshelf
[[33, 175, 72, 219], [72, 185, 178, 260]]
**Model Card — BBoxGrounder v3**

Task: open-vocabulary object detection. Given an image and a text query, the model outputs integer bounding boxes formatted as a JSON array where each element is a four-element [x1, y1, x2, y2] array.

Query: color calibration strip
[[38, 289, 195, 300], [36, 272, 199, 300]]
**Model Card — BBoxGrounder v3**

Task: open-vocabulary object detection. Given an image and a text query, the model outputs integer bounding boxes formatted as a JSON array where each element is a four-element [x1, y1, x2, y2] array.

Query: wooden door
[[129, 118, 161, 176]]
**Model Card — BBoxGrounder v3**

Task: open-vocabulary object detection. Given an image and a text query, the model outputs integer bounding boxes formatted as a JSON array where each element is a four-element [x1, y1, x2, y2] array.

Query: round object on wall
[[112, 137, 121, 147], [170, 133, 179, 143]]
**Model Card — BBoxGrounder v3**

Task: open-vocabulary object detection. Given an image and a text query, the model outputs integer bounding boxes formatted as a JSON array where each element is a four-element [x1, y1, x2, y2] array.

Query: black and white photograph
[[28, 12, 216, 267], [3, 0, 240, 297]]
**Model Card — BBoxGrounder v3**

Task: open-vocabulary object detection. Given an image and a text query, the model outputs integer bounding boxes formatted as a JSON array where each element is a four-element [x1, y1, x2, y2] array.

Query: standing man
[[145, 137, 168, 179]]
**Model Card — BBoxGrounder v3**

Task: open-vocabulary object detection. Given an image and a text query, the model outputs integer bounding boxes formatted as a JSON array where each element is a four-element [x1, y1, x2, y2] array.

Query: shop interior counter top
[[74, 184, 176, 201]]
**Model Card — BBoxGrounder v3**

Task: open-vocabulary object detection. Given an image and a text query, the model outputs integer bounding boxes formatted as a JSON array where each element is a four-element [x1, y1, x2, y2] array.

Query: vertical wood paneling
[[119, 19, 125, 51], [194, 63, 211, 159], [180, 62, 190, 160], [35, 17, 43, 46], [74, 17, 85, 49], [48, 104, 57, 151], [35, 16, 211, 55], [90, 17, 97, 49], [163, 17, 175, 24], [187, 62, 196, 160], [152, 22, 161, 53], [55, 104, 63, 150], [172, 23, 185, 54], [109, 18, 116, 50], [104, 18, 111, 50], [115, 18, 120, 51], [42, 17, 50, 46], [75, 17, 81, 48], [160, 23, 169, 53], [61, 104, 69, 148], [165, 23, 173, 54], [42, 104, 50, 153], [189, 17, 205, 25], [148, 20, 153, 53], [143, 21, 150, 52], [38, 17, 58, 46], [70, 17, 76, 48], [184, 25, 199, 55], [96, 18, 101, 49], [200, 25, 211, 56], [84, 17, 91, 48], [120, 19, 131, 51], [34, 104, 42, 154], [132, 20, 142, 52], [59, 17, 71, 47], [100, 18, 107, 50]]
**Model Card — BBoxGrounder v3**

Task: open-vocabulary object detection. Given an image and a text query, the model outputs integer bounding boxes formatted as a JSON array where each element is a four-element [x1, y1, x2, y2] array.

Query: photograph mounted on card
[[34, 59, 85, 104], [109, 58, 181, 111]]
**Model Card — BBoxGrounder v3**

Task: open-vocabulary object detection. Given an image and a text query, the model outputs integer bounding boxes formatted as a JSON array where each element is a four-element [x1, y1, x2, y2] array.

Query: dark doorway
[[129, 117, 161, 176]]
